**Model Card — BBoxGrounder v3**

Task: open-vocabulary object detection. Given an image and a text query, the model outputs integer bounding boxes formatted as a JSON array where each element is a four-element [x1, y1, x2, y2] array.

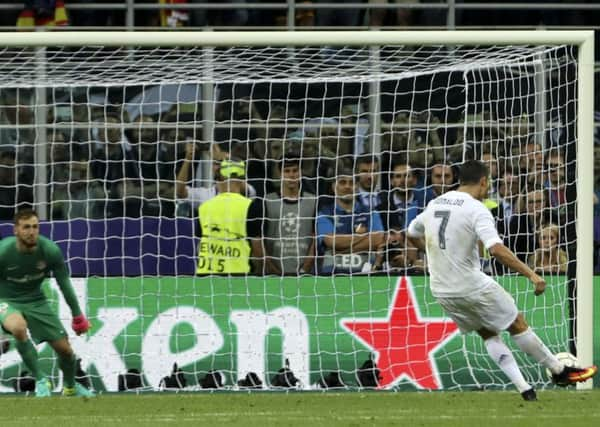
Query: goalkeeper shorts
[[0, 299, 67, 344]]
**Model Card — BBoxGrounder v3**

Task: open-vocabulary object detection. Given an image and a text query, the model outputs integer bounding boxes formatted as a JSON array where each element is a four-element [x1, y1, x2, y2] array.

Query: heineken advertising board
[[0, 275, 593, 392]]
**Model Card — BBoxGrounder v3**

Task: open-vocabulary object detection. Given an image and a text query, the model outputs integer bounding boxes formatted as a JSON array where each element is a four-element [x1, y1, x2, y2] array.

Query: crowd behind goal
[[0, 84, 596, 276]]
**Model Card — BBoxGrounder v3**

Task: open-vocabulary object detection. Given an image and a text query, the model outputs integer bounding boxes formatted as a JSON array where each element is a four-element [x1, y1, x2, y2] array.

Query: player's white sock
[[485, 335, 531, 393], [512, 327, 563, 374]]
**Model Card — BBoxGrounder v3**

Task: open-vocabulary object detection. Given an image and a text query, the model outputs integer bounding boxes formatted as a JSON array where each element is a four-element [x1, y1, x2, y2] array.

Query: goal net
[[0, 32, 593, 392]]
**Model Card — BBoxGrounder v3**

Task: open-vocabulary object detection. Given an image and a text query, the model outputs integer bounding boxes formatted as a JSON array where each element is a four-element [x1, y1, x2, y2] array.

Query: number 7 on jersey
[[434, 210, 451, 249]]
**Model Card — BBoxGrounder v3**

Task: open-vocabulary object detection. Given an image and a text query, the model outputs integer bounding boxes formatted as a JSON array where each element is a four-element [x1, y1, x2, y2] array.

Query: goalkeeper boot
[[35, 378, 51, 397], [63, 383, 95, 398], [552, 365, 598, 387], [520, 388, 537, 401]]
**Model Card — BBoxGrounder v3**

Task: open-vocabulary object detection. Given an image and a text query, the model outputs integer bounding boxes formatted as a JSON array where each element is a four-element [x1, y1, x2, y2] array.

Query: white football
[[546, 352, 580, 381]]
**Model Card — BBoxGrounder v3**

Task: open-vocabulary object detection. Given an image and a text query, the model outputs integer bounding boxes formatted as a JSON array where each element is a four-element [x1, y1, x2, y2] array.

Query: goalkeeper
[[0, 210, 94, 397]]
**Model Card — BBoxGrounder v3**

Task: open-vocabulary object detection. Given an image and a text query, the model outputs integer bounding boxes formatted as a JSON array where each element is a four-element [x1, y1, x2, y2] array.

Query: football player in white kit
[[407, 160, 597, 401]]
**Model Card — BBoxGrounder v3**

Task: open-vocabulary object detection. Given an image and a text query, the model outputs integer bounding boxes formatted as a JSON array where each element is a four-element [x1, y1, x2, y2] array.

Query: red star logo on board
[[341, 276, 459, 389]]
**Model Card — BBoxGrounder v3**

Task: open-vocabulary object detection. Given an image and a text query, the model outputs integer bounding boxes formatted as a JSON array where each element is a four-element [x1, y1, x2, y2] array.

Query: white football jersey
[[407, 190, 502, 297]]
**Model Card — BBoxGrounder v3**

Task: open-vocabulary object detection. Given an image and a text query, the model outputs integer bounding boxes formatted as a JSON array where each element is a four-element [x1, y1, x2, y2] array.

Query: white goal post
[[0, 30, 594, 391]]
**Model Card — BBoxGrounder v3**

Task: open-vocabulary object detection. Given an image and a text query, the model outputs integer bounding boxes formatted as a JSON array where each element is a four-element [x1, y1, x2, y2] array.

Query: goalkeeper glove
[[72, 314, 91, 335]]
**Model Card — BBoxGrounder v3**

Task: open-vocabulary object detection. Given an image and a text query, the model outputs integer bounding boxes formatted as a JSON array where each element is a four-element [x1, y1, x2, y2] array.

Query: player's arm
[[50, 243, 92, 334], [322, 230, 384, 252], [406, 214, 426, 251], [322, 212, 385, 253], [175, 142, 194, 199], [53, 265, 81, 316], [488, 243, 545, 295], [475, 209, 546, 295]]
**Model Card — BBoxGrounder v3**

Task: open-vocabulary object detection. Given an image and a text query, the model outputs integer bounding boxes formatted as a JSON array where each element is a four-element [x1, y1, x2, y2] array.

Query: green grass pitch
[[0, 390, 598, 427]]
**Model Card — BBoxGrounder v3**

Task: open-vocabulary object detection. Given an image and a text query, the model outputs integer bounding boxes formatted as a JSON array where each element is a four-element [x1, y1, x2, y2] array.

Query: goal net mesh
[[0, 43, 578, 392]]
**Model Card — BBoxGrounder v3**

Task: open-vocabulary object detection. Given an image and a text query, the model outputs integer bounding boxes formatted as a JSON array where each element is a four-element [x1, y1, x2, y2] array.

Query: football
[[546, 352, 580, 381]]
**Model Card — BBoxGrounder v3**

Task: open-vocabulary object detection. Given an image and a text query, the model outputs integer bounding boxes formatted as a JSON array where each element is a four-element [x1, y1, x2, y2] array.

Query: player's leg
[[21, 300, 85, 397], [436, 293, 534, 398], [0, 306, 51, 397], [48, 337, 77, 389], [508, 313, 597, 386], [26, 300, 95, 398], [478, 328, 534, 398], [459, 284, 537, 399], [507, 313, 562, 373], [48, 337, 94, 397], [1, 310, 42, 379]]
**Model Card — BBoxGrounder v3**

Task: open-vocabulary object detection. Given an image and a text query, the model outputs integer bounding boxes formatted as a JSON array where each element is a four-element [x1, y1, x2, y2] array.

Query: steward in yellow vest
[[196, 160, 264, 274]]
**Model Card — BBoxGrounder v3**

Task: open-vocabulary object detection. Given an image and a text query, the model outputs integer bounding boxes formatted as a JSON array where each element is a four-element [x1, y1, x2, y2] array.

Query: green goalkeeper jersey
[[0, 235, 81, 315]]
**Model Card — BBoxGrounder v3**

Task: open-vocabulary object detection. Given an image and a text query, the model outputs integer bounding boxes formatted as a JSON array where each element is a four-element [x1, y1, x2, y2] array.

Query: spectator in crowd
[[426, 163, 456, 199], [176, 142, 257, 215], [68, 0, 124, 26], [495, 166, 521, 238], [196, 159, 273, 275], [186, 0, 209, 26], [158, 108, 192, 171], [518, 140, 545, 189], [291, 120, 342, 197], [383, 111, 444, 173], [379, 159, 431, 232], [0, 89, 35, 149], [314, 0, 363, 27], [16, 0, 68, 28], [316, 167, 385, 274], [46, 130, 71, 183], [507, 188, 557, 263], [527, 223, 568, 274], [188, 0, 248, 27], [481, 150, 499, 200], [377, 158, 429, 271], [544, 149, 567, 215], [504, 114, 531, 153], [285, 128, 335, 195], [305, 116, 349, 161], [371, 227, 424, 272], [355, 153, 381, 210], [221, 98, 294, 196], [369, 0, 417, 27], [0, 148, 33, 220], [264, 150, 316, 275], [91, 113, 141, 217], [159, 0, 190, 28], [451, 111, 502, 162], [50, 161, 104, 220], [256, 0, 315, 26], [340, 103, 369, 154], [0, 3, 18, 27], [127, 114, 175, 217], [177, 142, 222, 213]]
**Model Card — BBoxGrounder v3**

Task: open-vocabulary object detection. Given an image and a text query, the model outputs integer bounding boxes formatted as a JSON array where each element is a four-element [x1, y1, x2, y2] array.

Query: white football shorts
[[435, 283, 518, 334]]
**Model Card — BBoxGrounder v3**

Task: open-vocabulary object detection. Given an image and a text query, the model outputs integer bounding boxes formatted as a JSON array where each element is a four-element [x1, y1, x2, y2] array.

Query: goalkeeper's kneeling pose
[[0, 210, 94, 397]]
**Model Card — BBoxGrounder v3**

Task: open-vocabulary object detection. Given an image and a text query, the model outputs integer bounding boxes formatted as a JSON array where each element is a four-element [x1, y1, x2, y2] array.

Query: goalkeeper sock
[[512, 328, 563, 375], [15, 339, 43, 381], [485, 335, 531, 393], [59, 353, 77, 388]]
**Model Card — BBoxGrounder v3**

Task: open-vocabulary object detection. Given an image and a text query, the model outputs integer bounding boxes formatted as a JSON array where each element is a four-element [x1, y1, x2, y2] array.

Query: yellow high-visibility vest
[[197, 192, 252, 274]]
